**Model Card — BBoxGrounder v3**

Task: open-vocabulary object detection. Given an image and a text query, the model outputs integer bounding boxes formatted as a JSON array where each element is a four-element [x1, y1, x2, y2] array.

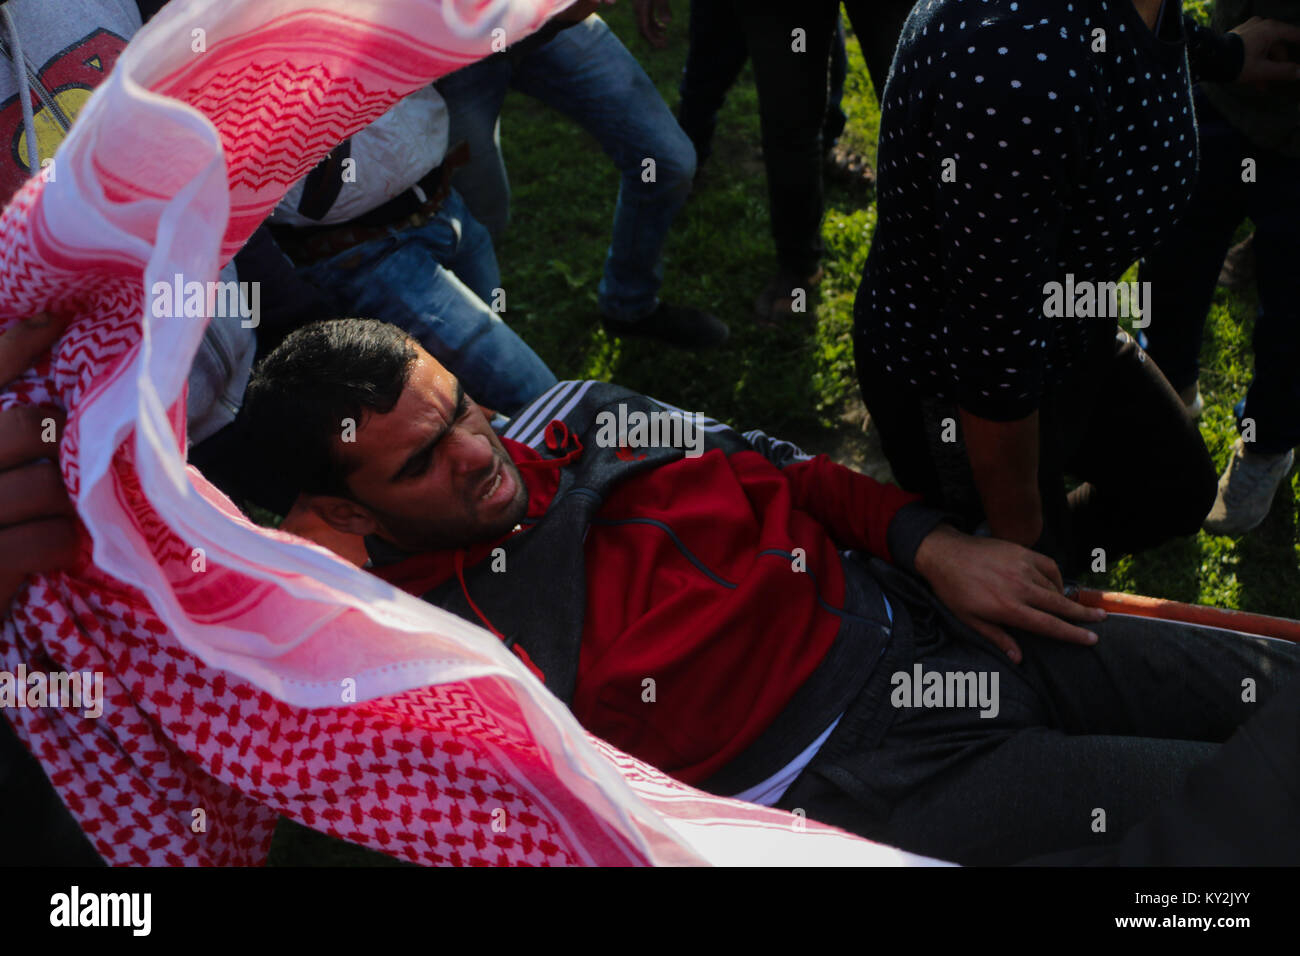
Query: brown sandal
[[824, 142, 876, 193], [754, 267, 825, 324]]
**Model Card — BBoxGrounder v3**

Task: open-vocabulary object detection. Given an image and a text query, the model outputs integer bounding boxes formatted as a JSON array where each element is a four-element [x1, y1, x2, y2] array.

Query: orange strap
[[1074, 589, 1300, 644]]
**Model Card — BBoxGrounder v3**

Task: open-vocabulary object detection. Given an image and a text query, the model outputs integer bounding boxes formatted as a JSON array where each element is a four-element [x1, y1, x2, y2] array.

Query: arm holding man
[[0, 313, 77, 617], [773, 435, 1104, 665]]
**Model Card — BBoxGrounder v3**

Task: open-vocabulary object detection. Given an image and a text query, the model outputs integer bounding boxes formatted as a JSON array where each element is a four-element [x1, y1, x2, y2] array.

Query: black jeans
[[677, 1, 850, 165], [776, 562, 1300, 865], [728, 1, 916, 277], [857, 329, 1218, 575], [1140, 87, 1300, 457]]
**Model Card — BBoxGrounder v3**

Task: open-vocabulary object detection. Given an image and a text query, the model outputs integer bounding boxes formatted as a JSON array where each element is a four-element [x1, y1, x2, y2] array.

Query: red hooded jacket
[[369, 383, 943, 788]]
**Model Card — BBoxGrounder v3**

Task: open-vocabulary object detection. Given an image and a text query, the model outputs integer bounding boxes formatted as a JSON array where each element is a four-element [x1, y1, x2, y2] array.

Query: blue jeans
[[1141, 88, 1300, 456], [298, 190, 557, 415], [437, 15, 697, 322]]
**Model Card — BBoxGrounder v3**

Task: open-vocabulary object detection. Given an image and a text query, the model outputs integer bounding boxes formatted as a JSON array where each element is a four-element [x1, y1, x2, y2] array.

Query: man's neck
[[1132, 0, 1163, 32]]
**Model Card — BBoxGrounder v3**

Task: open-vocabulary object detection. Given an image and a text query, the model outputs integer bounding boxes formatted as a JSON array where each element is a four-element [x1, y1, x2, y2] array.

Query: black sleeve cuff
[[886, 501, 956, 575], [1187, 20, 1245, 84], [742, 429, 810, 469]]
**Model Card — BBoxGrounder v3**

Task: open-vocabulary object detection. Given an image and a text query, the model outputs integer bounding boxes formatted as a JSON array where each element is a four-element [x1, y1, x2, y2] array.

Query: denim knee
[[635, 122, 696, 205]]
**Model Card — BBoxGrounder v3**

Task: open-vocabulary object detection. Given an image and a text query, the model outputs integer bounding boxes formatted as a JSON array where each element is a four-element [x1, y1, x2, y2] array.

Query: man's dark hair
[[243, 318, 418, 501]]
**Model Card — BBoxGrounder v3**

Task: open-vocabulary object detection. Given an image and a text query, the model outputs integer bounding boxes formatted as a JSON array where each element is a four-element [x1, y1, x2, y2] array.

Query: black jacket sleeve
[[1185, 18, 1246, 82]]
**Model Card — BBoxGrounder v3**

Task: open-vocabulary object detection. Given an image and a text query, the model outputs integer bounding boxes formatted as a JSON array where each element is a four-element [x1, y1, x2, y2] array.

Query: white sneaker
[[1203, 439, 1295, 536]]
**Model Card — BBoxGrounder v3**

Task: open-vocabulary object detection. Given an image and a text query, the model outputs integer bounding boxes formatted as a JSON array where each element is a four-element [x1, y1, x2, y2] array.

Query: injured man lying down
[[243, 318, 1300, 867]]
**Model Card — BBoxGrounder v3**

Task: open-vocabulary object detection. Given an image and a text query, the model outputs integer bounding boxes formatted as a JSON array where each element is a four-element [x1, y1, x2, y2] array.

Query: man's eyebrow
[[390, 380, 465, 481]]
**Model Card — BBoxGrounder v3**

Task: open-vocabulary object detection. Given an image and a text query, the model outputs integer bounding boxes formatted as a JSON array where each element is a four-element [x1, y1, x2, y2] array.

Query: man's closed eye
[[399, 395, 472, 480]]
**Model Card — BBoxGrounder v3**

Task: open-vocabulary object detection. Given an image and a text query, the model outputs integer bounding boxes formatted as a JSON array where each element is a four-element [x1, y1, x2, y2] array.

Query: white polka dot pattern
[[855, 0, 1198, 420]]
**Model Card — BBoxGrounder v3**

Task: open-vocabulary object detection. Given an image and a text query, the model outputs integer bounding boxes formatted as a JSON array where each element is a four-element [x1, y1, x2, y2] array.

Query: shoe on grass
[[1203, 438, 1295, 536], [1178, 382, 1204, 419], [601, 302, 729, 349], [754, 267, 825, 323]]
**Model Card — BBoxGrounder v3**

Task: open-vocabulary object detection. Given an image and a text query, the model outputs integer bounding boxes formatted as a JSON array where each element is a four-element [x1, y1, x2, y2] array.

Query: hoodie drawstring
[[452, 420, 584, 685], [454, 546, 544, 683], [2, 4, 42, 174], [454, 547, 504, 642], [518, 419, 584, 470]]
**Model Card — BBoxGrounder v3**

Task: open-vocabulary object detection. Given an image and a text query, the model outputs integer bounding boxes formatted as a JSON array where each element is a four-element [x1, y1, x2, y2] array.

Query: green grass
[[493, 15, 866, 443]]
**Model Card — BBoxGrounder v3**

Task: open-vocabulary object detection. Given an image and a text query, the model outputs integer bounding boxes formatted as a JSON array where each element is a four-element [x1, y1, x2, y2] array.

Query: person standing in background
[[1140, 0, 1300, 536], [852, 0, 1300, 575]]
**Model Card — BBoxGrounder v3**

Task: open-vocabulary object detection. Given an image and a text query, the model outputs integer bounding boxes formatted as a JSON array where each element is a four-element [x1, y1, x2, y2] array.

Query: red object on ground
[[1074, 589, 1300, 644]]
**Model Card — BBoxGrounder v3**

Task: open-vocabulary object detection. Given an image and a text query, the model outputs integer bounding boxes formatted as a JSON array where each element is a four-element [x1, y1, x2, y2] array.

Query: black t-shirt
[[853, 0, 1212, 421]]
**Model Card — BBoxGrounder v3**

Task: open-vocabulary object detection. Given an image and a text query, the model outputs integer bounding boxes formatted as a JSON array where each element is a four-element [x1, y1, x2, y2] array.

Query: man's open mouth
[[476, 457, 515, 509], [480, 468, 503, 501]]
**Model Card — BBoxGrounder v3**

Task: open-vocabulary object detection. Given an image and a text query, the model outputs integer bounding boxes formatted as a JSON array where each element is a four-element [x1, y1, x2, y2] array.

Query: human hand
[[1231, 16, 1300, 91], [0, 312, 77, 618], [912, 523, 1105, 664], [0, 312, 67, 385], [632, 0, 672, 48]]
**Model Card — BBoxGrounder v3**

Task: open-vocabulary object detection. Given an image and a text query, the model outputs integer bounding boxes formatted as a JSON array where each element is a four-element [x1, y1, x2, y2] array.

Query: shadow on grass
[[1108, 535, 1206, 605]]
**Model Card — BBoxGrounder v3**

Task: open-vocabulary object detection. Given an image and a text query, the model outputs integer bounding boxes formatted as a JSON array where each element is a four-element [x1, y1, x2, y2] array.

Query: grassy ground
[[493, 5, 1300, 618], [268, 3, 1298, 864]]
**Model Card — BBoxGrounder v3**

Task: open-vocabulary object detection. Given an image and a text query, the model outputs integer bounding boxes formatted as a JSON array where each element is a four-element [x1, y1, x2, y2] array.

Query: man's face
[[330, 348, 529, 552]]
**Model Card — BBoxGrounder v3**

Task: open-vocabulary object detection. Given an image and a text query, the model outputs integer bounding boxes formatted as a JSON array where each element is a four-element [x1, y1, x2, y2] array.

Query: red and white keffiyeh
[[0, 0, 941, 866]]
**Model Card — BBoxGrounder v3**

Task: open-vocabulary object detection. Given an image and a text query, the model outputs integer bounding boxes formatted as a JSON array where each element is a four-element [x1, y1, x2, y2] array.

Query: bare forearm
[[959, 408, 1042, 548]]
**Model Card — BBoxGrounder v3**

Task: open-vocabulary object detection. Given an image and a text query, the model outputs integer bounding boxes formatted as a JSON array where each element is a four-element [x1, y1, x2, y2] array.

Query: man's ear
[[305, 493, 380, 538]]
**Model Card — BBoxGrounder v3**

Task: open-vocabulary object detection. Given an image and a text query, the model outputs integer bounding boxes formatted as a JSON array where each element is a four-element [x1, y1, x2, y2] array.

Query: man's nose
[[446, 426, 496, 473]]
